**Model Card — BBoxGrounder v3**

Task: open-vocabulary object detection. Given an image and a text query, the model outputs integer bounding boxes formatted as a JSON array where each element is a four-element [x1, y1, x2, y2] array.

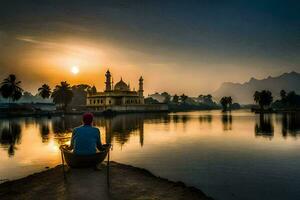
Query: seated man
[[70, 113, 102, 155]]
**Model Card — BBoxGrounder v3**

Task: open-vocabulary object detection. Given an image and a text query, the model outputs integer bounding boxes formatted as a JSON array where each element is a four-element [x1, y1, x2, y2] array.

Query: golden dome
[[114, 78, 129, 91]]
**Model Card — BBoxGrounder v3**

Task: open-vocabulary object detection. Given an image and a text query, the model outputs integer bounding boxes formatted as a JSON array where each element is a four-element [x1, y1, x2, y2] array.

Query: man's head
[[83, 112, 93, 125]]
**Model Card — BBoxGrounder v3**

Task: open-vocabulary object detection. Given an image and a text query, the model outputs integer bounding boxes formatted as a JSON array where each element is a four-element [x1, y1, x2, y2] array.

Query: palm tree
[[0, 74, 23, 104], [220, 96, 233, 111], [220, 97, 228, 111], [253, 90, 273, 110], [227, 96, 232, 109], [254, 91, 260, 105], [38, 84, 51, 99], [51, 81, 73, 112]]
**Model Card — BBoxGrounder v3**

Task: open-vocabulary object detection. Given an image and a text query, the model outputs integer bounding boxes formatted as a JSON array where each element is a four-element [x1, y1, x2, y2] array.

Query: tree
[[220, 96, 233, 111], [173, 94, 179, 104], [198, 94, 216, 106], [227, 96, 232, 108], [254, 91, 260, 105], [286, 91, 299, 107], [71, 84, 91, 106], [0, 74, 23, 102], [38, 84, 51, 99], [280, 90, 287, 101], [144, 97, 159, 104], [161, 92, 171, 103], [51, 81, 73, 111], [220, 97, 228, 111], [180, 94, 188, 104], [88, 85, 97, 94], [253, 90, 273, 110]]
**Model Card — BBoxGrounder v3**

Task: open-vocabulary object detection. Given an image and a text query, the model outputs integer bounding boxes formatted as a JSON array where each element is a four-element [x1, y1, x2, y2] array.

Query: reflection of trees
[[199, 115, 212, 124], [52, 116, 81, 134], [103, 113, 171, 147], [222, 113, 232, 131], [173, 115, 179, 123], [51, 116, 81, 145], [255, 114, 274, 138], [282, 113, 300, 138], [39, 122, 50, 143], [0, 121, 22, 156]]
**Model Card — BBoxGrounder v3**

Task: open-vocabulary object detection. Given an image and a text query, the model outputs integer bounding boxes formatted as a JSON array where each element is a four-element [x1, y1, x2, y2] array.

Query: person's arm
[[96, 129, 103, 151]]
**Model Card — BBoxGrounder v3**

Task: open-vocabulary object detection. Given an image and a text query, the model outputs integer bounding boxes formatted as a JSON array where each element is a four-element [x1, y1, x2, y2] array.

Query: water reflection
[[199, 115, 212, 124], [37, 119, 50, 143], [282, 113, 300, 138], [104, 114, 144, 146], [255, 114, 274, 138], [221, 112, 232, 131], [0, 121, 22, 156], [2, 112, 300, 158], [2, 111, 300, 200]]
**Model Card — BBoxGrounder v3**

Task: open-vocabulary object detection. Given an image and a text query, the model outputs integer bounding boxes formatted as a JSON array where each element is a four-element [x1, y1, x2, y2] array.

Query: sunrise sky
[[0, 0, 299, 96]]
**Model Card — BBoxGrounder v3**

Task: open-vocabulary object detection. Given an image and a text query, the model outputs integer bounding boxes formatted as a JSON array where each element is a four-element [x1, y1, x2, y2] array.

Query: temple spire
[[105, 69, 112, 91]]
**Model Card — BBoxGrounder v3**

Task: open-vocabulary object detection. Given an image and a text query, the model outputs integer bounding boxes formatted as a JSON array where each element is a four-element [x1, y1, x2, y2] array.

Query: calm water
[[1, 110, 300, 200]]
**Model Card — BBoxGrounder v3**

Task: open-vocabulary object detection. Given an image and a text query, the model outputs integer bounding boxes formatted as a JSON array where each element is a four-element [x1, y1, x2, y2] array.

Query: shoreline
[[0, 161, 213, 200]]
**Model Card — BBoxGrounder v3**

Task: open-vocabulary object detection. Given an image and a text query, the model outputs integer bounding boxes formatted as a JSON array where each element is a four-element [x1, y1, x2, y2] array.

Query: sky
[[0, 0, 299, 96]]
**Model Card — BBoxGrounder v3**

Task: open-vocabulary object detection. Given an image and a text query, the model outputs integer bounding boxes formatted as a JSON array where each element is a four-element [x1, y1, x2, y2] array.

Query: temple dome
[[114, 78, 129, 91]]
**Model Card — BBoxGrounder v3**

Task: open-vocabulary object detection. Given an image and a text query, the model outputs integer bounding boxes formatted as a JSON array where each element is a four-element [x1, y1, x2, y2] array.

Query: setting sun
[[71, 66, 79, 74]]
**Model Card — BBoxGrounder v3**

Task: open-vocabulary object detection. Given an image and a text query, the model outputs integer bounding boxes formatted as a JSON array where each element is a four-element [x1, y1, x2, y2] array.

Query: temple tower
[[138, 76, 144, 97], [105, 70, 112, 91]]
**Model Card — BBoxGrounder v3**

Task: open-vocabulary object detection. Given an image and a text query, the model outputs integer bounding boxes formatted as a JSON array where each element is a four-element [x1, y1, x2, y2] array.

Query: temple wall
[[87, 104, 168, 113]]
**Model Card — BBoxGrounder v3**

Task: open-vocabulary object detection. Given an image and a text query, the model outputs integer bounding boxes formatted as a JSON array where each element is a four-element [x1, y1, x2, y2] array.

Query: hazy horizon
[[1, 1, 299, 96]]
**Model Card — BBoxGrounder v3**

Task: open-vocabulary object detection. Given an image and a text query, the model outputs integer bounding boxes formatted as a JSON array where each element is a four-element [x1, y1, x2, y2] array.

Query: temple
[[86, 70, 145, 111]]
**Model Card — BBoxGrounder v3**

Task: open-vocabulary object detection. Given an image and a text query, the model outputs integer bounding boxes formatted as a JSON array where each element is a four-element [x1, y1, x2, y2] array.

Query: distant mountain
[[213, 71, 300, 104]]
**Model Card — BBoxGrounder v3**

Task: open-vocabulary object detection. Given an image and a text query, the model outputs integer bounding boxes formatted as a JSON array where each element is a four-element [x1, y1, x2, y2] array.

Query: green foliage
[[0, 74, 23, 102], [51, 81, 73, 111]]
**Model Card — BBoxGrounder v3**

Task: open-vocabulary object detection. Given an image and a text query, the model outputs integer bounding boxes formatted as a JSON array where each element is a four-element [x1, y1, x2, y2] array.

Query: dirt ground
[[0, 161, 213, 200]]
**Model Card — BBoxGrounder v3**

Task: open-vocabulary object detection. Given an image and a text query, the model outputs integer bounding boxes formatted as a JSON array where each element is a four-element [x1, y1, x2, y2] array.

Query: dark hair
[[83, 112, 93, 125]]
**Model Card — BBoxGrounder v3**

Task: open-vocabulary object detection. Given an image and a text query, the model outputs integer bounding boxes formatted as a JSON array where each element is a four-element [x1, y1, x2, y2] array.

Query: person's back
[[70, 113, 102, 155], [72, 125, 101, 155]]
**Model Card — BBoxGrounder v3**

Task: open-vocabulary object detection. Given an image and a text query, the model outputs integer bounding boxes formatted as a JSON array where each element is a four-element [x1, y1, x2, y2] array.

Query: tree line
[[0, 74, 98, 112], [253, 89, 300, 110]]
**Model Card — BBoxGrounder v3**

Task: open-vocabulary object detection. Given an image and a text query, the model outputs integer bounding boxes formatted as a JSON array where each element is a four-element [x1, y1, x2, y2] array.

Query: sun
[[71, 66, 79, 74]]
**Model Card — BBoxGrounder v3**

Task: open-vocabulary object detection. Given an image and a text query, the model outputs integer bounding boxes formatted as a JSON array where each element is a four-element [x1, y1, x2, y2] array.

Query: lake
[[1, 110, 300, 200]]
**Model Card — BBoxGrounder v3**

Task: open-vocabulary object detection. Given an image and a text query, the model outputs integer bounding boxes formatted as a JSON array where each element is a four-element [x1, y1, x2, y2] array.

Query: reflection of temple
[[255, 114, 274, 138], [104, 114, 145, 147]]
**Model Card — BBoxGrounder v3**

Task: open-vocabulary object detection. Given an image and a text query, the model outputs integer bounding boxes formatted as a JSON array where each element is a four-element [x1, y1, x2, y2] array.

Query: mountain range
[[213, 71, 300, 104]]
